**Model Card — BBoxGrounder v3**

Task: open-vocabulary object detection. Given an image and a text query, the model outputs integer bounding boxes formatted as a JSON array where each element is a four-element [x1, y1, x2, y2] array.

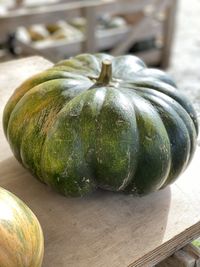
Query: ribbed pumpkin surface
[[3, 53, 198, 196]]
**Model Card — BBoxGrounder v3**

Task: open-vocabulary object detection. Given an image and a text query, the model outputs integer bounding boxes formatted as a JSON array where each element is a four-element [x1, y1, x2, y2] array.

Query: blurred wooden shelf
[[0, 0, 178, 68], [18, 16, 162, 62]]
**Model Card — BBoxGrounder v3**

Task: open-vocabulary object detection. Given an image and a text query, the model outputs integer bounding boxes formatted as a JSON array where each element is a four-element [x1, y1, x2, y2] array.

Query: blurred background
[[0, 0, 199, 114]]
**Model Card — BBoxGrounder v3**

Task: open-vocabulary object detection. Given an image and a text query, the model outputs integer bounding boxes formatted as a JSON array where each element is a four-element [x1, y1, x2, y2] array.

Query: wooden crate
[[0, 0, 178, 68], [155, 243, 200, 267]]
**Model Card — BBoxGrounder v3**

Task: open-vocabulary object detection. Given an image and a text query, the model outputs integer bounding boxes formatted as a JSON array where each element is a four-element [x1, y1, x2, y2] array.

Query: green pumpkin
[[3, 53, 198, 197]]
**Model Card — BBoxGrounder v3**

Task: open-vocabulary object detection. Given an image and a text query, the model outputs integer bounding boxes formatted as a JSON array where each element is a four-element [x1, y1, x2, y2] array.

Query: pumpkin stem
[[96, 60, 112, 85]]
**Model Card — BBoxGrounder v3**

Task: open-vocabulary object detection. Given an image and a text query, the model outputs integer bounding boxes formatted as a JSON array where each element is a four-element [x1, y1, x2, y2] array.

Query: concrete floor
[[168, 0, 200, 245], [168, 0, 200, 117]]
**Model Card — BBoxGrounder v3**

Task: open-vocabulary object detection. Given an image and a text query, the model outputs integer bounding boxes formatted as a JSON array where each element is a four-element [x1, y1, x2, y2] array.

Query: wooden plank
[[82, 5, 97, 53], [95, 0, 158, 16], [1, 57, 200, 267], [17, 39, 83, 61], [160, 0, 178, 68]]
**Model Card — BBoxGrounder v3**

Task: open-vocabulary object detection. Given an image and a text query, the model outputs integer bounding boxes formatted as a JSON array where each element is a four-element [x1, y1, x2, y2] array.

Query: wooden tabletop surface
[[0, 56, 200, 267]]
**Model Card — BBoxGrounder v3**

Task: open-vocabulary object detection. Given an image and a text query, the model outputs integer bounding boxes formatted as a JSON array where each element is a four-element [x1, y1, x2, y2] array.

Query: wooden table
[[0, 57, 200, 267]]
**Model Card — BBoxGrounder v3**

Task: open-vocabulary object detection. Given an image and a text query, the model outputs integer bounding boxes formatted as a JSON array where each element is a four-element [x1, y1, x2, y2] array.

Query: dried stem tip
[[96, 59, 112, 85]]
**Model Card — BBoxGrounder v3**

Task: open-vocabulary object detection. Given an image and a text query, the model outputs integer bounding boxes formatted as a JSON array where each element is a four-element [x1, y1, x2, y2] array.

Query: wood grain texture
[[0, 57, 200, 267]]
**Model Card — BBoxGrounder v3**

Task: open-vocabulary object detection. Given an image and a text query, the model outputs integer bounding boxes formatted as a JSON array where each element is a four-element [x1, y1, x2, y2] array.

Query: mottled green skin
[[3, 53, 198, 197]]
